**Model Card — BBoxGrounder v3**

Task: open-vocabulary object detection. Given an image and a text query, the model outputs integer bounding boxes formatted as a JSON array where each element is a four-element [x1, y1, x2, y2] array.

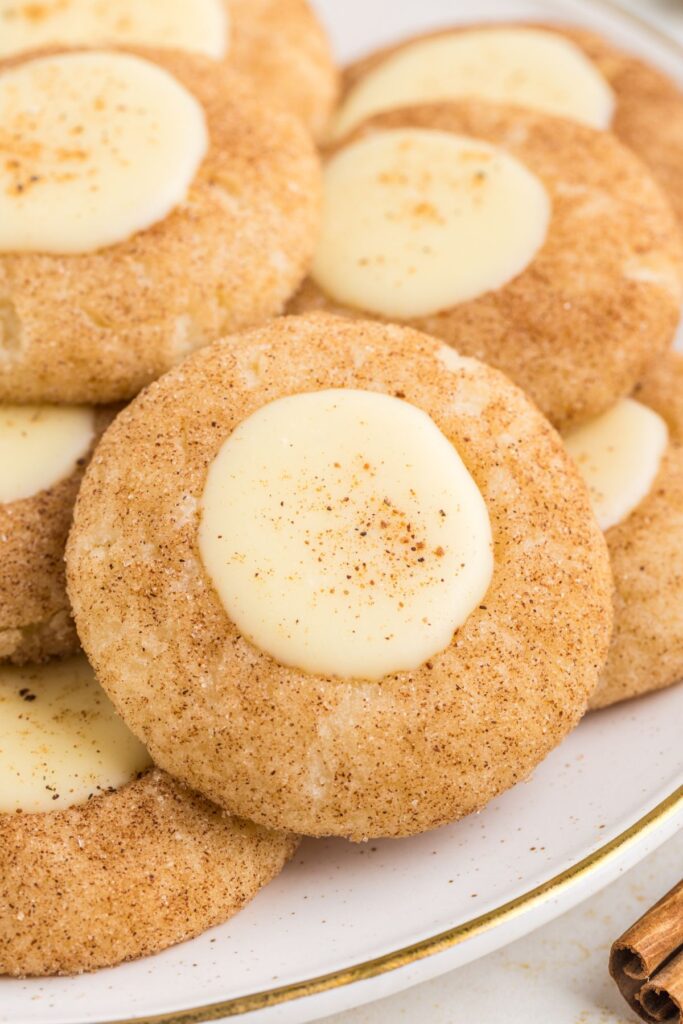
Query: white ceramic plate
[[3, 2, 683, 1022]]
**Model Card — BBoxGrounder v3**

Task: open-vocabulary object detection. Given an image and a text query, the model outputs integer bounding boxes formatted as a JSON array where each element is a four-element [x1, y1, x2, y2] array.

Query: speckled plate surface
[[3, 1, 683, 1022]]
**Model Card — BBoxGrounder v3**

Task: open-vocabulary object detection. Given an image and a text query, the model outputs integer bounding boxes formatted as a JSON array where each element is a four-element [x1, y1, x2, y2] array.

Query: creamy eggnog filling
[[0, 52, 208, 254], [311, 128, 550, 319], [0, 0, 229, 60], [0, 656, 151, 814], [199, 389, 493, 679], [332, 27, 615, 139], [565, 398, 668, 531], [0, 404, 95, 503]]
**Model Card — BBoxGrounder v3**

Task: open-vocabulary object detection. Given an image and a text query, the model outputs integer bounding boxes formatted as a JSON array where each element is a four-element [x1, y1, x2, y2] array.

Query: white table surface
[[324, 2, 683, 1020]]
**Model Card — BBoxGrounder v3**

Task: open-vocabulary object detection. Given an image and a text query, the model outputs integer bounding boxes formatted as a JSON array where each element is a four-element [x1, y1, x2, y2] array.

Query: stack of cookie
[[0, 6, 681, 980], [291, 20, 683, 710], [0, 0, 334, 976]]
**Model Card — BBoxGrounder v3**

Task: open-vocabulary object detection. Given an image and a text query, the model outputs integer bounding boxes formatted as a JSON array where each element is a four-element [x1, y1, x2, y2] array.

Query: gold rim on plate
[[102, 784, 682, 1024]]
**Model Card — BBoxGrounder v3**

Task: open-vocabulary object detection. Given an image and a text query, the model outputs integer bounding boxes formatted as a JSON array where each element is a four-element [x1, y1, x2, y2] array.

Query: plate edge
[[92, 783, 683, 1024]]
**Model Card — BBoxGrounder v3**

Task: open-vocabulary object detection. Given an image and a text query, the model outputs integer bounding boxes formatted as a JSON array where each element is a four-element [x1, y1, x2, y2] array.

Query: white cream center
[[0, 0, 229, 60], [333, 27, 615, 139], [0, 404, 95, 503], [0, 656, 151, 814], [312, 128, 550, 319], [199, 389, 493, 680], [0, 51, 208, 255], [565, 398, 668, 531]]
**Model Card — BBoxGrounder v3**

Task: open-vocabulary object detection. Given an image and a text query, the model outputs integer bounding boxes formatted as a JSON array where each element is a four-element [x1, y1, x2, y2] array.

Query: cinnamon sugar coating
[[290, 101, 683, 431], [339, 23, 683, 225], [228, 0, 338, 140], [0, 768, 297, 976], [0, 46, 321, 404], [0, 407, 115, 665], [590, 352, 683, 709], [562, 25, 683, 226], [67, 315, 613, 840]]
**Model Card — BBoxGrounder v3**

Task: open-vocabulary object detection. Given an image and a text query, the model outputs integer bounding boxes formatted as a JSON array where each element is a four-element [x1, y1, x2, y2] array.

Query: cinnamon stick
[[610, 880, 683, 1023], [640, 950, 683, 1023]]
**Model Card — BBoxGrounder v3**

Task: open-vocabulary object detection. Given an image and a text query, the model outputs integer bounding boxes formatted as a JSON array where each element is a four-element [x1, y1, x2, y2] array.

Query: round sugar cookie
[[66, 314, 613, 841], [0, 0, 338, 140], [290, 101, 683, 430], [0, 656, 297, 977], [588, 352, 683, 709], [334, 22, 683, 223], [0, 405, 115, 665], [0, 46, 321, 405]]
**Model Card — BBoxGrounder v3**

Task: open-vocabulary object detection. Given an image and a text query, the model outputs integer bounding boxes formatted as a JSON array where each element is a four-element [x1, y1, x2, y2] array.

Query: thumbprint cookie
[[0, 404, 115, 665], [0, 46, 321, 404], [67, 314, 613, 841], [0, 0, 338, 139], [290, 101, 683, 430], [0, 655, 297, 976], [332, 23, 683, 223], [565, 352, 683, 709]]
